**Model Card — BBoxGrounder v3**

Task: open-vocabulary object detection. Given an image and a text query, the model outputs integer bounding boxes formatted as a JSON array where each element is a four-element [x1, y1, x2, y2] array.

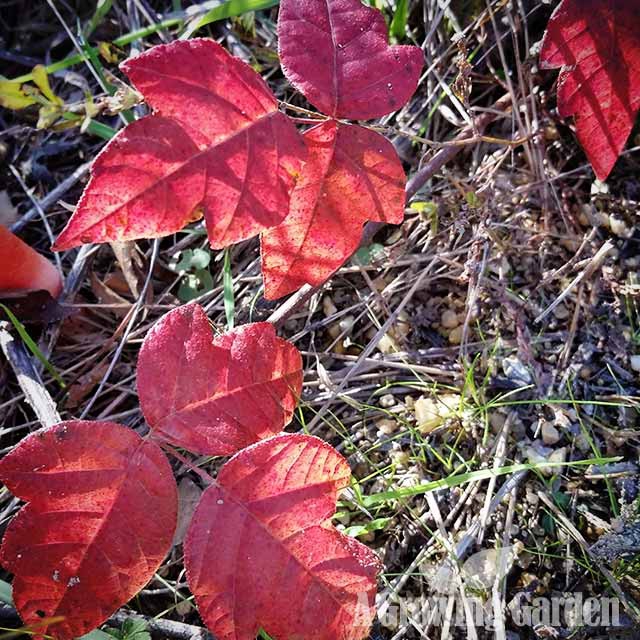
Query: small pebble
[[441, 309, 459, 329], [322, 295, 337, 317], [630, 355, 640, 373], [541, 422, 561, 445], [390, 450, 410, 466], [380, 394, 396, 408], [448, 326, 463, 345], [414, 394, 461, 433], [377, 334, 398, 354], [377, 419, 398, 435], [553, 303, 570, 320], [609, 215, 633, 238], [414, 397, 441, 432], [339, 315, 355, 333]]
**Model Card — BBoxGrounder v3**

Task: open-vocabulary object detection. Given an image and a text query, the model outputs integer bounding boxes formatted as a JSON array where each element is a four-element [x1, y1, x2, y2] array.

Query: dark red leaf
[[278, 0, 423, 120], [0, 225, 62, 297], [0, 421, 177, 640], [53, 39, 306, 251], [261, 120, 405, 299], [184, 433, 381, 640], [137, 303, 303, 455], [540, 0, 640, 180]]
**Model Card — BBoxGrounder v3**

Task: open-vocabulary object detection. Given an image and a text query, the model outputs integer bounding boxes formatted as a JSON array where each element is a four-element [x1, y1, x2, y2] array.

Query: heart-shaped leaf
[[278, 0, 423, 120], [261, 120, 405, 299], [137, 303, 303, 455], [184, 433, 381, 640], [53, 39, 306, 251], [0, 225, 62, 297], [0, 421, 177, 640], [540, 0, 640, 180]]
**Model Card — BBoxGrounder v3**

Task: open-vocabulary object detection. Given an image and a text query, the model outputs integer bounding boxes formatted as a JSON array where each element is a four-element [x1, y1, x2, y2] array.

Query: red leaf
[[278, 0, 423, 120], [137, 303, 303, 455], [0, 421, 177, 640], [261, 120, 405, 299], [540, 0, 640, 180], [184, 433, 381, 640], [0, 225, 62, 297], [53, 39, 306, 251]]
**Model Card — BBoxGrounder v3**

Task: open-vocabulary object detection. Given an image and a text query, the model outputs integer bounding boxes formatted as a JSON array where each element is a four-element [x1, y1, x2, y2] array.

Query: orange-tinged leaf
[[540, 0, 640, 180], [278, 0, 423, 120], [0, 225, 62, 297], [261, 120, 405, 299], [53, 39, 306, 251], [0, 421, 178, 640], [137, 303, 303, 455], [184, 433, 381, 640]]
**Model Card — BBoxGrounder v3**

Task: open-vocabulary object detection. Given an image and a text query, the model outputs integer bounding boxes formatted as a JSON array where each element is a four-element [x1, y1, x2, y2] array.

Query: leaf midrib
[[75, 110, 280, 239]]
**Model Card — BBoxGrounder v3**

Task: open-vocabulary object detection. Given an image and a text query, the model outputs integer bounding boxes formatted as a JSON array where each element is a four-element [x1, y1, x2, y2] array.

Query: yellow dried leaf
[[32, 65, 63, 105], [0, 78, 36, 110], [98, 41, 120, 64]]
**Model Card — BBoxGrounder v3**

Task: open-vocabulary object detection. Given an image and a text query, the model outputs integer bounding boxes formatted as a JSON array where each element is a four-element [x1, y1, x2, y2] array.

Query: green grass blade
[[84, 118, 118, 139], [361, 456, 621, 507], [10, 0, 278, 83], [223, 248, 235, 330], [181, 0, 280, 39], [390, 0, 409, 40], [0, 304, 66, 389], [84, 0, 114, 39], [59, 112, 117, 140], [10, 17, 184, 84]]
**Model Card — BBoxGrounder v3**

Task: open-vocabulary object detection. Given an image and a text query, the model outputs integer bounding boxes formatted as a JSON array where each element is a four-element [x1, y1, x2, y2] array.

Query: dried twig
[[10, 162, 90, 234], [534, 240, 614, 324], [0, 322, 61, 429], [268, 93, 513, 327]]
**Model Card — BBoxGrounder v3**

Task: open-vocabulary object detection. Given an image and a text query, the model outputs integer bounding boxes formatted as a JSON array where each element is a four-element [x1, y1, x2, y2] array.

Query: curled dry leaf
[[261, 120, 406, 299], [184, 433, 381, 640], [0, 421, 178, 640], [540, 0, 640, 180], [53, 39, 306, 251], [0, 225, 62, 298], [278, 0, 423, 120], [137, 303, 303, 455]]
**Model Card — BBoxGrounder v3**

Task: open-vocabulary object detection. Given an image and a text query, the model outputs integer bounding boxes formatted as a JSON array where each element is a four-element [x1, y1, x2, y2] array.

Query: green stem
[[11, 18, 184, 83]]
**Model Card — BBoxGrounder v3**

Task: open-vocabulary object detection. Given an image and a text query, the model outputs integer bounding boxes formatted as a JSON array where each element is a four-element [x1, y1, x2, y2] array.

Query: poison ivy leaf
[[278, 0, 423, 120], [0, 225, 62, 297], [260, 120, 405, 299], [184, 433, 381, 640], [137, 303, 303, 455], [53, 39, 306, 251], [540, 0, 640, 180], [0, 421, 177, 640]]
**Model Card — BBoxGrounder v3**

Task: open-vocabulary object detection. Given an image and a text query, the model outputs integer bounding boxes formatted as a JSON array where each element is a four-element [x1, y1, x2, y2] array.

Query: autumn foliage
[[52, 0, 423, 299], [0, 303, 381, 640], [0, 226, 62, 298], [540, 0, 640, 180], [3, 1, 640, 638], [49, 0, 640, 296]]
